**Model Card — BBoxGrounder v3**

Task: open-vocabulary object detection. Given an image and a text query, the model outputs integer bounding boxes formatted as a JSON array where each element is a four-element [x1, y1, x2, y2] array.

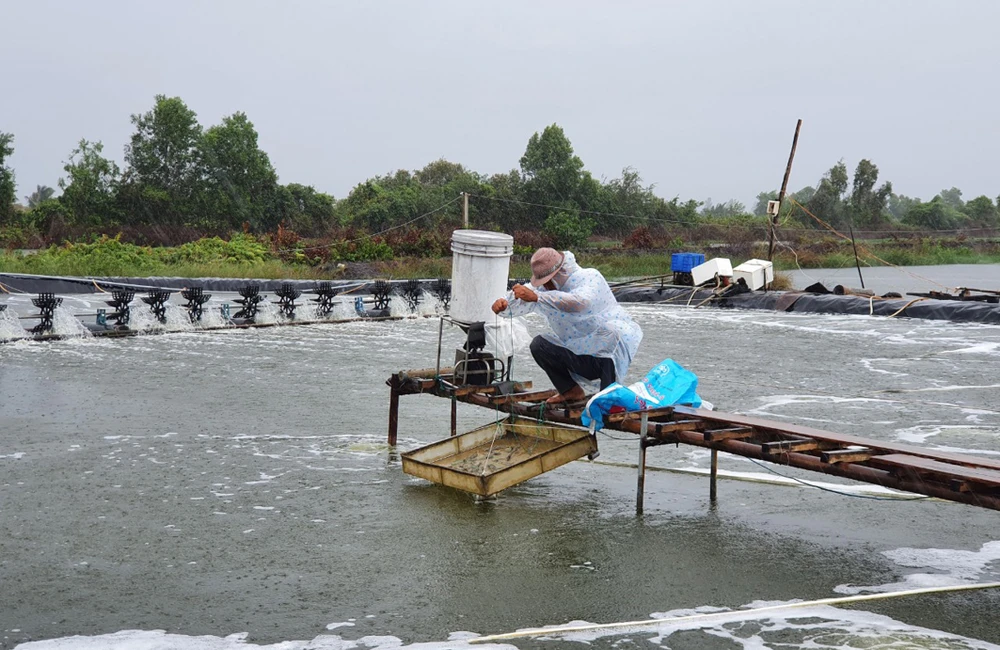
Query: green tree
[[902, 197, 965, 230], [805, 161, 849, 229], [276, 183, 336, 235], [341, 172, 421, 232], [519, 124, 591, 231], [0, 132, 15, 222], [59, 140, 120, 225], [122, 95, 205, 223], [25, 185, 55, 208], [478, 169, 529, 232], [938, 187, 964, 210], [593, 167, 673, 233], [701, 199, 747, 219], [847, 159, 892, 228], [888, 193, 920, 221], [543, 209, 593, 249], [962, 195, 998, 228], [201, 111, 279, 231]]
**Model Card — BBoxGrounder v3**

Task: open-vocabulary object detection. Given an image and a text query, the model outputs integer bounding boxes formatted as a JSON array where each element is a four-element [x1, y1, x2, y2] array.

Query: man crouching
[[492, 247, 643, 404]]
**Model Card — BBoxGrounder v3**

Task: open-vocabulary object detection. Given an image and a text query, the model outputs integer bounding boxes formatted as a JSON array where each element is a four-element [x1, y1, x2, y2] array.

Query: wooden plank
[[606, 407, 677, 424], [762, 439, 841, 455], [452, 381, 532, 397], [673, 405, 1000, 472], [869, 454, 1000, 488], [703, 427, 754, 442], [821, 449, 874, 464], [490, 389, 557, 405]]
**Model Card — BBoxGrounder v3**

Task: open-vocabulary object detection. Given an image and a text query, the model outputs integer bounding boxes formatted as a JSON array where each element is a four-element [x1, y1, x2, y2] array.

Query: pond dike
[[4, 273, 1000, 325], [612, 285, 1000, 325]]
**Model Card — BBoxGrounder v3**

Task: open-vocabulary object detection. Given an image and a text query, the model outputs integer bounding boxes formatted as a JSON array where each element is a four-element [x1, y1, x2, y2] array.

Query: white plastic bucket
[[450, 230, 513, 324]]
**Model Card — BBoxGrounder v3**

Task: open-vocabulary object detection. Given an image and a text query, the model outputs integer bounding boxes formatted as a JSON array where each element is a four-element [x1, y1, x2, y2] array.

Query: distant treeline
[[1, 95, 998, 251]]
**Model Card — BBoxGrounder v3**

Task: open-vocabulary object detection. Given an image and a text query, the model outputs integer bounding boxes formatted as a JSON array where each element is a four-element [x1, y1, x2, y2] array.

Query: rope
[[888, 297, 927, 318], [468, 582, 1000, 643], [785, 198, 950, 290], [0, 280, 27, 294]]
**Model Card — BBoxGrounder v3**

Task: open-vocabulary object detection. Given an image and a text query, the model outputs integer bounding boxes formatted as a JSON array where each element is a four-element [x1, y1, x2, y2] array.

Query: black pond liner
[[613, 286, 1000, 325]]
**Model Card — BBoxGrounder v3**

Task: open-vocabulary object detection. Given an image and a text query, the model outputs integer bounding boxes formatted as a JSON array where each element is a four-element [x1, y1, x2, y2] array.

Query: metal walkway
[[387, 369, 1000, 512]]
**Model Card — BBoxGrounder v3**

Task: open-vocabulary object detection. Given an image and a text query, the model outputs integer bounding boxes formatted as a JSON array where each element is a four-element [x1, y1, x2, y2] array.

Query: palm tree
[[26, 184, 55, 208]]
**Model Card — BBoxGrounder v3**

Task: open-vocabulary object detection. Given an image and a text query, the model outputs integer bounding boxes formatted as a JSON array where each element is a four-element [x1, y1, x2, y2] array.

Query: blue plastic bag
[[581, 359, 703, 431]]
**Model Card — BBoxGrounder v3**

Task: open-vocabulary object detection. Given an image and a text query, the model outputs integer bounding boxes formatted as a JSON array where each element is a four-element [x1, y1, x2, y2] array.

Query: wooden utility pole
[[768, 119, 803, 261], [462, 192, 469, 228]]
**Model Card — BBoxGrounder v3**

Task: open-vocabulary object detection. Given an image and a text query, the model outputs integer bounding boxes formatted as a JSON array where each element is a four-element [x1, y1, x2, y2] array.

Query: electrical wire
[[270, 194, 463, 255], [741, 456, 928, 501]]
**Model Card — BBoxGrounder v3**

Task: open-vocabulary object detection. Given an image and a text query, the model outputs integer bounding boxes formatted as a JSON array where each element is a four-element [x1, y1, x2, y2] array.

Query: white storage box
[[733, 258, 774, 291], [691, 258, 733, 286]]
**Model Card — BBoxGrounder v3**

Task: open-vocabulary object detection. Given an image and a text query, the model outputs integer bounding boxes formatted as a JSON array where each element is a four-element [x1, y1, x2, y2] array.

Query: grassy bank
[[2, 235, 999, 282]]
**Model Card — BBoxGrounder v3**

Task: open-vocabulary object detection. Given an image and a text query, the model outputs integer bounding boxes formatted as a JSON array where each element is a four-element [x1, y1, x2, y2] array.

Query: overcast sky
[[3, 0, 999, 210]]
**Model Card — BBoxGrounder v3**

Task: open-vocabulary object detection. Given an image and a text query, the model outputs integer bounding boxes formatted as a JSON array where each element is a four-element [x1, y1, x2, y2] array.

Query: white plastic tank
[[450, 229, 514, 324]]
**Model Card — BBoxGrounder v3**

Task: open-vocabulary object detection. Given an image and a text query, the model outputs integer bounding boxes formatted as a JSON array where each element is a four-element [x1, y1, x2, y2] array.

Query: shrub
[[543, 211, 593, 250], [623, 226, 656, 249]]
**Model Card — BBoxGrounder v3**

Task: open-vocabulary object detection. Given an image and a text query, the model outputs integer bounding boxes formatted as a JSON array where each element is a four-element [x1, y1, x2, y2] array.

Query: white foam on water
[[835, 540, 1000, 595], [13, 630, 515, 649], [894, 423, 992, 444], [859, 357, 909, 376], [938, 342, 1000, 357], [886, 383, 1000, 394], [14, 604, 1000, 650]]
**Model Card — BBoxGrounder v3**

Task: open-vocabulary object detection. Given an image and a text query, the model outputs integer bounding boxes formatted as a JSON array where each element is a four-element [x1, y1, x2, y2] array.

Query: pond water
[[1, 296, 1000, 649], [787, 263, 1000, 295]]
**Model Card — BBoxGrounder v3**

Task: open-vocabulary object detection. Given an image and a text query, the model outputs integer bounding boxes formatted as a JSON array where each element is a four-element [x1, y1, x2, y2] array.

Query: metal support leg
[[710, 449, 718, 503], [450, 395, 457, 437], [388, 379, 400, 447], [637, 410, 648, 515]]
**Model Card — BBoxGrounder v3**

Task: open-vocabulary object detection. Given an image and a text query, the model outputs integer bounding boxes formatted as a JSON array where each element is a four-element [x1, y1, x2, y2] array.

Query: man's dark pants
[[529, 335, 616, 395]]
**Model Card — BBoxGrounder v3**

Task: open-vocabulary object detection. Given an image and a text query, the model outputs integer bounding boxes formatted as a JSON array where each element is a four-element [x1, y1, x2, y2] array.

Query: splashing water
[[388, 292, 445, 318], [51, 306, 92, 338], [196, 302, 229, 329], [0, 305, 29, 341], [161, 303, 195, 331], [255, 299, 281, 324]]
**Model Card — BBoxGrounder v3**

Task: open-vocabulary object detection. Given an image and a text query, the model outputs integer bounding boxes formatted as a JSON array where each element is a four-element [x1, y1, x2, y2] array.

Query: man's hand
[[491, 298, 509, 314], [512, 284, 538, 302]]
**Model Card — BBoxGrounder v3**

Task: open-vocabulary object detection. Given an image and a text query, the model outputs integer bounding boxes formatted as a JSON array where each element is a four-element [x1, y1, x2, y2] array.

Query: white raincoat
[[502, 251, 642, 382]]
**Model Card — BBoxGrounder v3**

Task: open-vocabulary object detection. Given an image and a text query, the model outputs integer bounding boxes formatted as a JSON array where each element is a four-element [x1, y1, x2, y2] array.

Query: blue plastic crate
[[671, 252, 705, 273]]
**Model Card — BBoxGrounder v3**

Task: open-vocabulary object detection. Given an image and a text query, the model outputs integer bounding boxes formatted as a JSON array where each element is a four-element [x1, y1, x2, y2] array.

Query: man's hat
[[529, 248, 564, 287]]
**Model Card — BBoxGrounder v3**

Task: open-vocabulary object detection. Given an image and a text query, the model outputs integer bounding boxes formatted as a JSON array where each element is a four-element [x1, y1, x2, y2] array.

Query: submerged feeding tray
[[402, 418, 598, 497]]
